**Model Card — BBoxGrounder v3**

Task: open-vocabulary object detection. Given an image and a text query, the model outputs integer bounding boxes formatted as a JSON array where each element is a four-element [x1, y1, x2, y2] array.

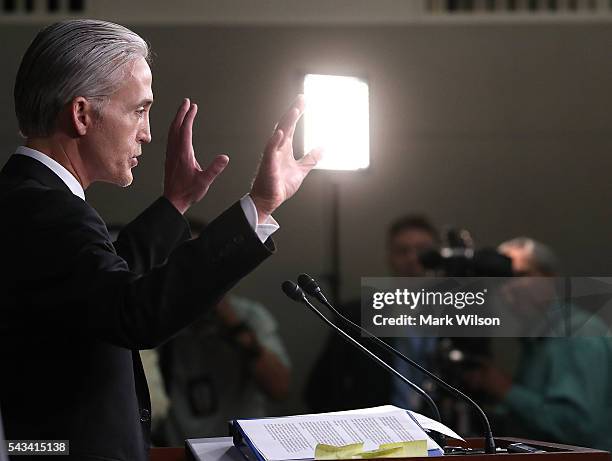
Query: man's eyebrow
[[138, 98, 154, 106]]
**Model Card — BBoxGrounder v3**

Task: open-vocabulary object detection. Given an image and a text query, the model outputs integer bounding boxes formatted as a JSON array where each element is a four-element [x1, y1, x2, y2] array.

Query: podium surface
[[450, 437, 610, 459], [150, 437, 611, 461]]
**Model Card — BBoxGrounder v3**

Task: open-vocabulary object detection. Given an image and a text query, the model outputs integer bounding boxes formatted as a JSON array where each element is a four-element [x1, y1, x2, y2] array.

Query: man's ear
[[69, 96, 96, 136]]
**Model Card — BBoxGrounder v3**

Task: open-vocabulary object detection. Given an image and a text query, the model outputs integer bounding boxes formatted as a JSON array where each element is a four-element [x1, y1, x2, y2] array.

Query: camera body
[[419, 229, 513, 277]]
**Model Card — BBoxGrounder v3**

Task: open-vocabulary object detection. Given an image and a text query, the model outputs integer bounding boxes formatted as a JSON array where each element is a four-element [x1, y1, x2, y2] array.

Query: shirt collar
[[15, 146, 85, 200]]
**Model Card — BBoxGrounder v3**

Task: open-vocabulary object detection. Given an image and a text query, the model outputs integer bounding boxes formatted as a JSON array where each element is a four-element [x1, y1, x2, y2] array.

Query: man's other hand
[[163, 99, 229, 214], [250, 95, 322, 223]]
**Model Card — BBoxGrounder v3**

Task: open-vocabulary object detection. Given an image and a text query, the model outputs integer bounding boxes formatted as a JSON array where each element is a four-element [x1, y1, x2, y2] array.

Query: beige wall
[[1, 23, 611, 414]]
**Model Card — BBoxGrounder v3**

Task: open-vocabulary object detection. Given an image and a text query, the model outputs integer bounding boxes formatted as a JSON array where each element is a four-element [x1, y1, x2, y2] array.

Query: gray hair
[[498, 237, 560, 275], [14, 19, 150, 138]]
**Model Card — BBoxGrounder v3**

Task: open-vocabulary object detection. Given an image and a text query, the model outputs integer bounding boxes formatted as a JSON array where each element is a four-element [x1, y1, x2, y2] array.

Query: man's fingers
[[284, 95, 305, 141], [298, 147, 323, 169], [264, 129, 284, 156], [199, 154, 230, 186], [170, 98, 190, 134], [181, 103, 198, 142], [282, 108, 302, 145], [276, 95, 305, 143], [292, 94, 306, 114]]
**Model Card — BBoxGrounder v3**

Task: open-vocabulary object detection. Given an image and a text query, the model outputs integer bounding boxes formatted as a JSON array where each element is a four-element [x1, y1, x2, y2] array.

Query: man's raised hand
[[163, 98, 229, 214], [250, 95, 322, 222]]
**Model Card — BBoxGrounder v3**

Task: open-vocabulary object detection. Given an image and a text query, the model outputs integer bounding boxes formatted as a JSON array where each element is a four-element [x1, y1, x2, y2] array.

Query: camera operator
[[462, 237, 612, 451], [304, 215, 441, 413]]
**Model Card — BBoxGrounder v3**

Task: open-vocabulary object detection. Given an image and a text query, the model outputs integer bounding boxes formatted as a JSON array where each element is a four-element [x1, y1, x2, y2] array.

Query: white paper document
[[301, 405, 463, 443], [236, 406, 443, 460], [408, 411, 464, 442]]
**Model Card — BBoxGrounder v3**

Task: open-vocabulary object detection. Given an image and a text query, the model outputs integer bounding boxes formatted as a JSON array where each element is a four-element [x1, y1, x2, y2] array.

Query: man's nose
[[139, 118, 152, 144]]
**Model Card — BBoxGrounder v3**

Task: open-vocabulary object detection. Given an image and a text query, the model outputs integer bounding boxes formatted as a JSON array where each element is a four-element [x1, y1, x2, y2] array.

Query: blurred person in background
[[305, 215, 440, 414], [385, 216, 441, 412], [463, 237, 612, 451]]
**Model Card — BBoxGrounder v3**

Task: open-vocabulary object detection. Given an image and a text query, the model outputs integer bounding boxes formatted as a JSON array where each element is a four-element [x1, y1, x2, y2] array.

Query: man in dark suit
[[0, 19, 321, 460], [0, 408, 7, 461]]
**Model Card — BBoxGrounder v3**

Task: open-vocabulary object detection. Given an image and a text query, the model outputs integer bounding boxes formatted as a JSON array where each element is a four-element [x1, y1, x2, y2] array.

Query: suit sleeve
[[13, 190, 275, 350], [113, 197, 191, 274]]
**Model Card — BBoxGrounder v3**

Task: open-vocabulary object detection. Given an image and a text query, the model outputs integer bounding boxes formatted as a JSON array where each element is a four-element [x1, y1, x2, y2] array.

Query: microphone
[[297, 273, 496, 455], [281, 280, 305, 302], [281, 281, 442, 423]]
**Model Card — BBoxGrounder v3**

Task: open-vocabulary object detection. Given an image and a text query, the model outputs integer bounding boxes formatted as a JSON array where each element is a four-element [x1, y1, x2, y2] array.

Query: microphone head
[[281, 280, 305, 302], [297, 273, 321, 296]]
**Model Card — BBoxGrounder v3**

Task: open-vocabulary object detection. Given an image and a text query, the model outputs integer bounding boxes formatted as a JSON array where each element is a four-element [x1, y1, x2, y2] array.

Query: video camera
[[419, 229, 513, 277]]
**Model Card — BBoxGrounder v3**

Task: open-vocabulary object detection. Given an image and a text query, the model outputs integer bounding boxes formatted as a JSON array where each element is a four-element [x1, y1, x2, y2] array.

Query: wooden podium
[[445, 437, 610, 459], [150, 437, 611, 460]]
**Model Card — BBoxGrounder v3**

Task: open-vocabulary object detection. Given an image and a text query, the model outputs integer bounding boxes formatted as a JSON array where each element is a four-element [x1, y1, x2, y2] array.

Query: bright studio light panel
[[303, 74, 370, 171]]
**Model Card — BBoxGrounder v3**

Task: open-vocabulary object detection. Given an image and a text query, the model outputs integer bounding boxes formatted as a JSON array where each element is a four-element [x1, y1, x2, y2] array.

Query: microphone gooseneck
[[281, 280, 442, 423], [297, 273, 496, 455]]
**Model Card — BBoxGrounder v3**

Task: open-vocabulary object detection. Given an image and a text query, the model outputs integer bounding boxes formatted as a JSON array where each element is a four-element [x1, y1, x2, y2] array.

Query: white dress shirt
[[16, 146, 86, 200], [15, 146, 278, 243]]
